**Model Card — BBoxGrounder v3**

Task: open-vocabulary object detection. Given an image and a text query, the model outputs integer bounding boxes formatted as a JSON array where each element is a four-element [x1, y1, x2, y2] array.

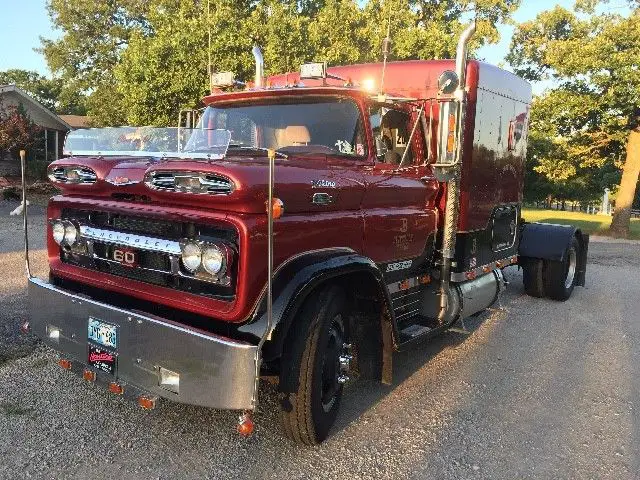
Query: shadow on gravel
[[332, 305, 496, 436]]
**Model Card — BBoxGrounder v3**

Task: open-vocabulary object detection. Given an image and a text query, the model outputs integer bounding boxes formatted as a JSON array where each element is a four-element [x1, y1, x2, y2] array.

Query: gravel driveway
[[1, 201, 639, 479]]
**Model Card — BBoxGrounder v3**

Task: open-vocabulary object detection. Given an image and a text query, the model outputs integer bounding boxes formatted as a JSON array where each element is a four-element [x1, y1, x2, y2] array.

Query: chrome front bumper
[[28, 277, 258, 410]]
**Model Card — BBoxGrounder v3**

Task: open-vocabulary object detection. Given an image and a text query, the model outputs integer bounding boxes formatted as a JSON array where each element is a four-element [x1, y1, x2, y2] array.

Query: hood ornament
[[107, 176, 140, 186]]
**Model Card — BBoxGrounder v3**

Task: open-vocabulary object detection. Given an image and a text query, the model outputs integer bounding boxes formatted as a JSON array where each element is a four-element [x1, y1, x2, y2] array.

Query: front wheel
[[544, 236, 580, 301], [278, 285, 351, 445]]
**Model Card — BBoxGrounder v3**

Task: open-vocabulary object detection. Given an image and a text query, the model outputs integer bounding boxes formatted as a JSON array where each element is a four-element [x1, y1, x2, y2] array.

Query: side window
[[369, 105, 413, 165]]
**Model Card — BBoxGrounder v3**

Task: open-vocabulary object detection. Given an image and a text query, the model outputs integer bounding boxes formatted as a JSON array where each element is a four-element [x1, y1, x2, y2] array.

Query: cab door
[[361, 103, 439, 271]]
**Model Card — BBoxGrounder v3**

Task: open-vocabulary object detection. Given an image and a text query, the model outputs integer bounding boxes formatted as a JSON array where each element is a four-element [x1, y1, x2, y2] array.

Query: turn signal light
[[108, 382, 124, 395], [267, 198, 284, 219], [237, 412, 255, 437], [83, 369, 96, 382], [465, 270, 477, 280], [496, 261, 503, 268], [482, 266, 491, 273], [418, 274, 431, 285], [138, 395, 157, 410]]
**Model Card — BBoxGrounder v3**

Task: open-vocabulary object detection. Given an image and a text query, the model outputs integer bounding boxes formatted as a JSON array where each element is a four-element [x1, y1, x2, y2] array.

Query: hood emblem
[[107, 176, 139, 186]]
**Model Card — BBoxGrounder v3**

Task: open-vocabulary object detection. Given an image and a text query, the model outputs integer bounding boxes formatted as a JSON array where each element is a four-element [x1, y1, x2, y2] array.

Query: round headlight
[[63, 223, 77, 245], [52, 221, 65, 245], [181, 242, 202, 272], [202, 246, 224, 275]]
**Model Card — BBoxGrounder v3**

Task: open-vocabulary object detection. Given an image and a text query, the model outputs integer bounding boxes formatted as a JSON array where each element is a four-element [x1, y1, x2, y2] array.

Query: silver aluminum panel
[[28, 277, 257, 410]]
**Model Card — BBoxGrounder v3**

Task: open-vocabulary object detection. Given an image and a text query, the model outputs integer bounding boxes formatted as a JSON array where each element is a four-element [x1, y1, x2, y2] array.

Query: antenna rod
[[380, 13, 391, 94], [207, 0, 212, 92]]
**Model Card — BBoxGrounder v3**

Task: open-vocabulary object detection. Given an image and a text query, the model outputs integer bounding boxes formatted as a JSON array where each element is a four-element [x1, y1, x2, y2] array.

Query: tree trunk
[[610, 129, 640, 238]]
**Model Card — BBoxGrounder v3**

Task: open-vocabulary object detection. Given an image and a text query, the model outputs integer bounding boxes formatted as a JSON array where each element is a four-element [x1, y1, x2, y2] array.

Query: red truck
[[20, 23, 588, 444]]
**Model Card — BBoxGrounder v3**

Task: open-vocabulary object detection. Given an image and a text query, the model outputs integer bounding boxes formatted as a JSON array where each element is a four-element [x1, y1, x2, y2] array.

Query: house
[[58, 114, 91, 130], [0, 84, 71, 162]]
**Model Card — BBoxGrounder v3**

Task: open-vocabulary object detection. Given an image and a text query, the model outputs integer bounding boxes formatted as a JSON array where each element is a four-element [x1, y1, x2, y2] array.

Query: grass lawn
[[521, 208, 640, 240]]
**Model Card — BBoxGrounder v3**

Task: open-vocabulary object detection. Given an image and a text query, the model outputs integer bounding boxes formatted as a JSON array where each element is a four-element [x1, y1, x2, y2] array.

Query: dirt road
[[1, 201, 638, 479]]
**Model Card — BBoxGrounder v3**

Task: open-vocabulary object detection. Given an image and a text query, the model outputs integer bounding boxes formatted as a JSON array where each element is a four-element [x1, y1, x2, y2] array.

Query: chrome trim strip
[[450, 255, 518, 282], [79, 225, 182, 255]]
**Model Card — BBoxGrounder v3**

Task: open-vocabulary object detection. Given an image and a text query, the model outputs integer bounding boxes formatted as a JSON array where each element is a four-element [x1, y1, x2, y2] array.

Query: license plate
[[88, 318, 117, 349], [88, 344, 117, 375], [112, 246, 138, 268]]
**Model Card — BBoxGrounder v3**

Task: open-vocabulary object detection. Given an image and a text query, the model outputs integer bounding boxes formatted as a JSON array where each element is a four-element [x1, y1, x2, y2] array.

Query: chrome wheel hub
[[565, 247, 577, 289]]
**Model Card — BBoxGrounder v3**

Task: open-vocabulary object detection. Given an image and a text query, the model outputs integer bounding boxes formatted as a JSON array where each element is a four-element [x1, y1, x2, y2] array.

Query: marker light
[[267, 198, 284, 219], [237, 412, 255, 437], [58, 359, 72, 370], [83, 369, 96, 382], [108, 383, 124, 395], [181, 242, 202, 272], [138, 395, 157, 410], [362, 77, 376, 92]]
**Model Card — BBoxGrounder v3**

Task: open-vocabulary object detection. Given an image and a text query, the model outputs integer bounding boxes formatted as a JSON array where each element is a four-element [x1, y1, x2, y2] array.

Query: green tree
[[43, 0, 521, 127], [41, 0, 150, 124], [508, 2, 640, 237]]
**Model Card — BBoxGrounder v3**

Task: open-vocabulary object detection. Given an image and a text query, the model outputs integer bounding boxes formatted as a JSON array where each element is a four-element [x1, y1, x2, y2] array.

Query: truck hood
[[49, 153, 365, 214]]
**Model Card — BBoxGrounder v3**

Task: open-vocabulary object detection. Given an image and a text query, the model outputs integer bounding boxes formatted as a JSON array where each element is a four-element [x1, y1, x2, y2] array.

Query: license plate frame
[[87, 317, 118, 349], [87, 344, 117, 375]]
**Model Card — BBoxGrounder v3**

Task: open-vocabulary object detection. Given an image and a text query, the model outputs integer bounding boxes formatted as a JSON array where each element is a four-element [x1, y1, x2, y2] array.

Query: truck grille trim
[[59, 209, 237, 300], [79, 225, 182, 255]]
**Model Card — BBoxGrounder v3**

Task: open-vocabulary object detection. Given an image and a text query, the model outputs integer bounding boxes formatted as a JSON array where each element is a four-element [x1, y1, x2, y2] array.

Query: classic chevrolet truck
[[20, 22, 588, 444]]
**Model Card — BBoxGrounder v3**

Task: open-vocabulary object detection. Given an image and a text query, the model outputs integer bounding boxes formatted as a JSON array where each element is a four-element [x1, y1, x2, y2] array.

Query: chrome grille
[[146, 171, 234, 194], [50, 166, 97, 184]]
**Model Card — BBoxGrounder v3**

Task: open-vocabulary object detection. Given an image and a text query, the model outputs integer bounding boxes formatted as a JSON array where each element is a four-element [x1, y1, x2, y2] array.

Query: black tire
[[278, 285, 349, 445], [522, 257, 545, 298], [544, 236, 580, 301]]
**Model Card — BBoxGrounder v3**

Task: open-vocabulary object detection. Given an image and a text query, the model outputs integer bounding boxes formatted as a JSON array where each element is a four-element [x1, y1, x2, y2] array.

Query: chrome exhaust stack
[[437, 20, 476, 323], [252, 46, 264, 88]]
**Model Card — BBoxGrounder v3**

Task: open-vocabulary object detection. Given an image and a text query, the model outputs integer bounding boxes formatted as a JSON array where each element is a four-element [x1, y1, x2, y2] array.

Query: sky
[[0, 1, 631, 79]]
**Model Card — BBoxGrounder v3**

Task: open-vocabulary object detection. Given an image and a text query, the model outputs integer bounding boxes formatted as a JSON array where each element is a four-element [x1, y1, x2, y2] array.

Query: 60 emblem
[[113, 248, 138, 267]]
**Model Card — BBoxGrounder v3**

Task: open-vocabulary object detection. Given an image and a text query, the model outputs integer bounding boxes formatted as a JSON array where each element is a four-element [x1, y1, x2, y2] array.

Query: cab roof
[[203, 59, 531, 106]]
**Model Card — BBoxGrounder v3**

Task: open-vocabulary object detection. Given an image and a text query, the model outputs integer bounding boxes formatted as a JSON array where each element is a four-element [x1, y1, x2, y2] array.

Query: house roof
[[58, 114, 91, 129], [0, 84, 71, 131]]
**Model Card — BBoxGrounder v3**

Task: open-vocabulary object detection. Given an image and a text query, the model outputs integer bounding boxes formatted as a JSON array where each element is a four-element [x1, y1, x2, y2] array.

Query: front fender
[[238, 249, 390, 360]]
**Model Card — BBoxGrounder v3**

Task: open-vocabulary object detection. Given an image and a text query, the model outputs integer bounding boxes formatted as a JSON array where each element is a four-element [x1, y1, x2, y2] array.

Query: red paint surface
[[49, 60, 531, 323]]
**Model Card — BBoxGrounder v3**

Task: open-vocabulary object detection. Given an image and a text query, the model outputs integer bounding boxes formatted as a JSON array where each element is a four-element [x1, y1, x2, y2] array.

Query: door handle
[[312, 192, 333, 205]]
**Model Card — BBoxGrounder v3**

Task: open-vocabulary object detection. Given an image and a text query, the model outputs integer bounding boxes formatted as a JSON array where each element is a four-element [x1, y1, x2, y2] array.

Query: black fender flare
[[518, 222, 589, 286], [238, 249, 393, 361]]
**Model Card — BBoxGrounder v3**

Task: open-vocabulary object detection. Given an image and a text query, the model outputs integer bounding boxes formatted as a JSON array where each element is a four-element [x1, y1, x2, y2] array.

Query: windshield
[[63, 127, 231, 160], [201, 97, 368, 157]]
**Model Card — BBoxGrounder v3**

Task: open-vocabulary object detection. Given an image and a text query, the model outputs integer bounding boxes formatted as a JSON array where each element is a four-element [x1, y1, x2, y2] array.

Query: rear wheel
[[544, 237, 580, 301], [279, 286, 351, 445]]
